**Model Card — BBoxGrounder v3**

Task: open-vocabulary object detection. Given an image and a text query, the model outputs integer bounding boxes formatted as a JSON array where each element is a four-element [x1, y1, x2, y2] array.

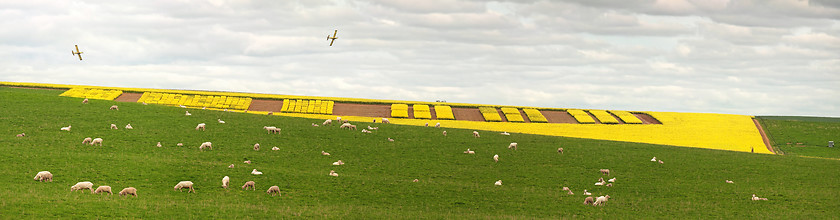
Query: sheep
[[125, 124, 133, 129], [199, 142, 212, 150], [266, 185, 281, 196], [156, 142, 162, 147], [425, 123, 429, 127], [387, 138, 394, 142], [94, 186, 112, 194], [332, 160, 345, 166], [562, 187, 570, 191], [608, 178, 616, 183], [119, 187, 137, 197], [567, 190, 574, 195], [606, 183, 613, 187], [367, 126, 379, 130], [16, 133, 25, 137], [341, 119, 349, 124], [593, 195, 610, 206], [336, 116, 342, 121], [82, 137, 92, 144], [361, 129, 370, 133], [263, 126, 280, 134], [381, 118, 390, 123], [751, 194, 768, 201], [61, 125, 72, 131], [218, 119, 225, 124], [271, 147, 279, 151], [185, 111, 191, 116], [413, 179, 419, 182], [583, 189, 591, 195], [329, 170, 339, 177], [598, 177, 604, 182], [658, 160, 664, 164], [222, 176, 230, 189], [493, 154, 499, 162], [500, 132, 510, 135], [267, 111, 273, 115], [558, 148, 564, 154], [196, 123, 206, 131], [254, 143, 260, 151], [595, 182, 605, 186], [435, 122, 441, 128], [242, 181, 256, 190], [110, 124, 118, 129], [110, 105, 118, 110], [321, 151, 330, 156], [142, 102, 148, 105], [34, 171, 53, 182], [473, 131, 480, 138], [464, 149, 475, 154], [651, 157, 657, 162], [177, 143, 184, 146], [180, 105, 187, 108], [311, 123, 319, 127], [251, 169, 263, 175], [339, 123, 355, 130], [726, 180, 734, 184], [90, 138, 103, 146], [495, 180, 502, 186], [244, 160, 251, 164], [228, 164, 235, 168], [584, 196, 595, 205], [174, 181, 195, 193], [82, 98, 89, 104], [323, 119, 332, 126], [71, 181, 94, 193], [508, 142, 518, 150], [442, 131, 447, 136], [600, 169, 610, 175]]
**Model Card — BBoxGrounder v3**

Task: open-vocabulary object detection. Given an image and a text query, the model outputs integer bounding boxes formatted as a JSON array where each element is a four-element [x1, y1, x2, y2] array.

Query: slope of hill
[[2, 86, 839, 218], [757, 116, 840, 159]]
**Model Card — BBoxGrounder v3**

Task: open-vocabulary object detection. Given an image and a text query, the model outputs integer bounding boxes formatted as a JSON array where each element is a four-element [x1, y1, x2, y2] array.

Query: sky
[[1, 0, 838, 117]]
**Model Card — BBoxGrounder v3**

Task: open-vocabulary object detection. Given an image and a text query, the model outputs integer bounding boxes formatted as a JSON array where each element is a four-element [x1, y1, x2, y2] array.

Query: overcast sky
[[1, 0, 838, 117]]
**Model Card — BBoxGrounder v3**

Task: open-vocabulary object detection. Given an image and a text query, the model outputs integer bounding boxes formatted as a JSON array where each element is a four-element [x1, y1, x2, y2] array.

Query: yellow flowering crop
[[523, 109, 548, 123], [137, 92, 251, 110], [609, 110, 643, 124], [501, 107, 525, 122], [567, 109, 596, 124], [391, 104, 409, 118], [413, 104, 431, 119], [59, 87, 123, 100], [479, 107, 502, 122], [434, 105, 455, 120], [281, 99, 332, 114], [589, 110, 620, 124]]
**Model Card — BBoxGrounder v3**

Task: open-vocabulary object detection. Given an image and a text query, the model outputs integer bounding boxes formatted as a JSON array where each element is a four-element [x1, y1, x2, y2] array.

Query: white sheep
[[584, 196, 595, 205], [595, 181, 605, 186], [185, 111, 191, 116], [600, 169, 610, 175], [71, 181, 94, 193], [495, 180, 502, 186], [381, 118, 390, 123], [119, 187, 137, 197], [651, 157, 657, 162], [61, 125, 72, 131], [34, 171, 53, 182], [442, 131, 447, 136], [473, 131, 480, 138], [222, 176, 230, 189], [751, 194, 768, 201], [321, 151, 330, 156], [174, 181, 195, 193], [242, 181, 256, 190], [177, 143, 184, 146], [593, 195, 610, 206], [254, 143, 260, 151], [94, 186, 112, 194], [244, 160, 251, 164], [726, 180, 734, 184], [583, 189, 591, 195], [329, 170, 338, 177], [311, 123, 319, 127], [110, 105, 118, 110], [508, 142, 518, 150], [387, 138, 394, 142], [251, 169, 263, 175], [464, 149, 475, 154], [196, 123, 206, 131], [562, 186, 570, 191], [15, 133, 25, 137], [413, 179, 419, 182], [218, 119, 225, 124], [606, 183, 613, 187], [362, 129, 372, 133], [500, 132, 510, 135], [493, 154, 499, 162], [567, 190, 574, 195], [608, 178, 616, 183], [90, 138, 103, 146], [228, 164, 235, 168], [266, 185, 281, 196], [336, 116, 342, 121], [110, 124, 118, 129], [435, 122, 440, 128], [339, 123, 355, 130], [271, 147, 279, 151], [332, 160, 345, 166], [658, 160, 664, 164], [199, 142, 212, 150], [82, 98, 89, 104], [323, 119, 332, 126], [263, 126, 280, 134], [156, 142, 162, 147], [125, 124, 133, 129], [82, 137, 92, 144], [558, 148, 564, 154]]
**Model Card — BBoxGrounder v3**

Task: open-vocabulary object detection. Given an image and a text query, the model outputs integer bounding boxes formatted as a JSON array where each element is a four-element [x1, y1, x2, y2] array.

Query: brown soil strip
[[634, 113, 662, 124], [248, 99, 284, 112], [452, 107, 485, 122], [518, 109, 531, 123], [540, 110, 578, 124], [607, 112, 626, 124], [332, 103, 391, 118], [753, 119, 776, 154], [586, 111, 602, 124], [495, 108, 509, 122], [114, 93, 143, 102]]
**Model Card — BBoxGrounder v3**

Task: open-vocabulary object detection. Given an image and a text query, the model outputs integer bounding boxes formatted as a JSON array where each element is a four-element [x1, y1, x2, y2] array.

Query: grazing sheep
[[90, 138, 103, 146], [435, 123, 441, 128], [366, 126, 378, 130], [82, 98, 89, 104], [413, 179, 419, 182], [464, 149, 475, 154], [199, 142, 212, 150], [332, 160, 345, 166], [82, 137, 92, 144], [61, 125, 72, 131], [339, 123, 354, 129], [442, 131, 447, 136], [244, 160, 251, 164], [266, 185, 281, 196], [228, 164, 235, 168], [16, 133, 25, 137], [329, 170, 338, 177], [473, 131, 480, 138], [500, 132, 510, 135], [562, 186, 570, 191], [125, 124, 133, 129], [608, 178, 616, 183], [658, 160, 664, 164], [119, 187, 137, 197], [267, 111, 273, 115], [253, 143, 260, 151], [341, 119, 349, 124], [361, 129, 370, 133], [321, 151, 330, 156], [651, 157, 657, 162], [600, 169, 610, 175], [381, 118, 390, 123], [583, 189, 591, 195], [425, 123, 429, 127], [177, 143, 184, 146], [71, 181, 94, 193], [593, 195, 610, 206], [251, 169, 263, 175], [495, 180, 502, 186], [311, 123, 319, 127], [558, 148, 564, 154], [493, 154, 499, 162], [185, 111, 191, 116], [336, 116, 342, 121], [726, 180, 734, 184], [595, 182, 605, 186], [242, 181, 256, 190], [323, 119, 332, 126], [584, 196, 595, 205], [606, 183, 613, 187], [196, 123, 206, 131], [156, 142, 162, 147], [218, 119, 225, 124], [34, 171, 53, 182], [751, 194, 768, 201], [598, 177, 604, 182], [110, 105, 118, 110], [222, 176, 230, 189], [94, 186, 112, 194], [386, 137, 394, 142], [263, 126, 280, 134], [271, 147, 279, 151], [174, 181, 195, 193], [567, 190, 574, 195], [110, 124, 118, 129], [508, 142, 518, 150]]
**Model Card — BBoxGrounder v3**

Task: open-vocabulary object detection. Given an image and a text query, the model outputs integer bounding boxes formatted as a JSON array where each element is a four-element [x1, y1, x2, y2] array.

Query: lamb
[[61, 125, 72, 131], [495, 180, 502, 186], [595, 181, 605, 186], [584, 196, 595, 205], [267, 111, 273, 115], [254, 143, 260, 151], [156, 142, 162, 147], [567, 190, 574, 195], [413, 179, 419, 182], [125, 124, 133, 129], [651, 157, 657, 162], [110, 105, 118, 110], [244, 160, 251, 164], [473, 131, 480, 138], [329, 170, 339, 177], [658, 160, 664, 164], [185, 111, 191, 116], [71, 181, 94, 193], [94, 186, 112, 194], [600, 169, 610, 175], [751, 194, 768, 201], [336, 116, 342, 121], [321, 151, 330, 156], [82, 137, 92, 144], [362, 129, 372, 134], [222, 176, 230, 189], [218, 119, 225, 124], [381, 118, 390, 123], [311, 123, 319, 127], [251, 169, 263, 175], [110, 124, 118, 129], [493, 154, 499, 162], [606, 183, 613, 187], [387, 137, 394, 142], [174, 181, 195, 193], [508, 142, 518, 150], [323, 119, 332, 126], [726, 180, 734, 184], [463, 149, 475, 154], [562, 187, 570, 191], [242, 181, 256, 190], [583, 189, 591, 195], [90, 138, 103, 146], [82, 98, 89, 104], [196, 123, 206, 131], [366, 126, 379, 130], [332, 160, 345, 166], [199, 142, 212, 150], [558, 148, 564, 154], [119, 187, 137, 197], [500, 132, 510, 135], [228, 164, 235, 168], [271, 147, 279, 151], [266, 185, 281, 196], [593, 195, 610, 206], [16, 133, 25, 137], [34, 171, 53, 182], [177, 143, 184, 146], [263, 126, 280, 134], [608, 178, 616, 183], [442, 131, 447, 136], [435, 122, 441, 128]]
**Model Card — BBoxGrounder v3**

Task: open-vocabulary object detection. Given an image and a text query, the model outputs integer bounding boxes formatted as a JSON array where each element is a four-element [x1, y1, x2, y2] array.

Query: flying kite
[[327, 30, 338, 46], [71, 45, 84, 60]]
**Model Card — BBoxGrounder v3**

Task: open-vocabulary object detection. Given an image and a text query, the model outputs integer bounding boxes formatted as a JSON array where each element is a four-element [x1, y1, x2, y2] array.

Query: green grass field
[[757, 116, 840, 159], [2, 86, 840, 219]]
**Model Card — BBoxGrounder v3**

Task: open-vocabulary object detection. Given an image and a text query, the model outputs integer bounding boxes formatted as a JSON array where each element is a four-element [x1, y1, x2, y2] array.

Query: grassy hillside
[[757, 116, 840, 159], [2, 86, 839, 219]]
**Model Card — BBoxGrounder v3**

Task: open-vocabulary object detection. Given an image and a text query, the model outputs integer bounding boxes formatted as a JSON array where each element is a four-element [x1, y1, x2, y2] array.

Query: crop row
[[500, 107, 525, 122], [567, 109, 596, 124], [137, 92, 252, 110], [59, 87, 123, 100], [609, 110, 644, 124], [522, 109, 548, 123], [391, 104, 409, 118], [434, 106, 455, 120], [413, 105, 431, 119], [589, 110, 620, 124], [479, 107, 502, 122], [281, 99, 334, 115]]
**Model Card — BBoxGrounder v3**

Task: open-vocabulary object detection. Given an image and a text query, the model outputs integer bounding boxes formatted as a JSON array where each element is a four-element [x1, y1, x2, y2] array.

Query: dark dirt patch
[[248, 99, 284, 112], [332, 103, 391, 118], [452, 107, 484, 122], [114, 93, 143, 102], [634, 113, 662, 125], [540, 110, 578, 124]]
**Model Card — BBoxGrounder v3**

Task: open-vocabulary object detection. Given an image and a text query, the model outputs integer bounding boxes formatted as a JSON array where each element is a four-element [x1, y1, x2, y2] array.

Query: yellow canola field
[[59, 87, 123, 100], [138, 92, 251, 110], [434, 106, 455, 120]]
